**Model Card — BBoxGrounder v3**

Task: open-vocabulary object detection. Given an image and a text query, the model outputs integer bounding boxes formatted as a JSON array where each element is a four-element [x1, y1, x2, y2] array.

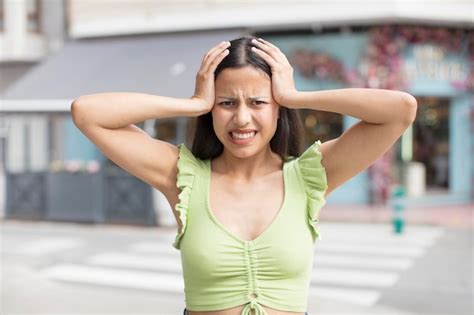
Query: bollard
[[391, 185, 406, 234]]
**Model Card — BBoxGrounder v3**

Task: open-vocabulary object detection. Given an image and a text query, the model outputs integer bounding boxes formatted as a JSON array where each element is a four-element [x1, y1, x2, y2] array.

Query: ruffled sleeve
[[172, 143, 199, 250], [296, 140, 328, 242]]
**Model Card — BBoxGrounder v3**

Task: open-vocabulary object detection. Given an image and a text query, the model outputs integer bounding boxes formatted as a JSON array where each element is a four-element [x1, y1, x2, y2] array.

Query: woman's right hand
[[191, 41, 231, 115]]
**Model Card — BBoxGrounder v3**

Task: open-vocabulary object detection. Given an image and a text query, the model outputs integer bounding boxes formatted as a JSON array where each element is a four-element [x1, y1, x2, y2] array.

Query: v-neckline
[[205, 158, 288, 245]]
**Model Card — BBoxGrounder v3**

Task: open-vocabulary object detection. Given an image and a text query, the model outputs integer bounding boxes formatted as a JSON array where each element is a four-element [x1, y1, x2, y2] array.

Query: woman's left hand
[[250, 38, 299, 108]]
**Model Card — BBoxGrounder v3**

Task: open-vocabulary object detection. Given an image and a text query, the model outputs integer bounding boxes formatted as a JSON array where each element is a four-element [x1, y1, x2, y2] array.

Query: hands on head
[[191, 37, 298, 115], [249, 38, 298, 107], [191, 41, 231, 114]]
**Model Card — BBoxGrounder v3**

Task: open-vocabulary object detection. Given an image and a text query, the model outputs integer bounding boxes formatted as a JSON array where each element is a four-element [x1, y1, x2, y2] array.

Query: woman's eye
[[219, 101, 266, 106]]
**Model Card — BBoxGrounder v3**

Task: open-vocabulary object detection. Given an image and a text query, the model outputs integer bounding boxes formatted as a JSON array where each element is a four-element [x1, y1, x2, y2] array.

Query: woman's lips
[[228, 131, 257, 145]]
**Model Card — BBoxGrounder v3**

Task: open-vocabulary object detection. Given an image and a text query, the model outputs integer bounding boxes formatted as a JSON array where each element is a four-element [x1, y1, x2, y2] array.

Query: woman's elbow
[[401, 92, 418, 125], [70, 98, 88, 127]]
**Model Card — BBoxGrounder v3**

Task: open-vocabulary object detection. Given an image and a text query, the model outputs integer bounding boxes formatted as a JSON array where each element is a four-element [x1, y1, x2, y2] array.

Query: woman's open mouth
[[228, 131, 257, 145]]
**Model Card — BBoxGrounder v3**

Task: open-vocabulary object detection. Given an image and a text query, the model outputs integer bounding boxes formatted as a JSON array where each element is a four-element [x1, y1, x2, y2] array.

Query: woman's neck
[[211, 146, 282, 182]]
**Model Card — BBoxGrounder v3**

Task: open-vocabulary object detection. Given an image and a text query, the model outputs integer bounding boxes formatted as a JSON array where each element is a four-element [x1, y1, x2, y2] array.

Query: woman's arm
[[71, 92, 206, 129], [69, 41, 229, 229], [250, 37, 418, 199], [282, 88, 417, 125], [285, 88, 417, 198], [71, 41, 231, 128], [69, 92, 205, 196]]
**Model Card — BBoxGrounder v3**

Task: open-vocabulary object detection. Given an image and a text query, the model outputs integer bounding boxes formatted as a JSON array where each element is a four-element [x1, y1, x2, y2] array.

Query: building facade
[[256, 25, 473, 207], [1, 1, 472, 225]]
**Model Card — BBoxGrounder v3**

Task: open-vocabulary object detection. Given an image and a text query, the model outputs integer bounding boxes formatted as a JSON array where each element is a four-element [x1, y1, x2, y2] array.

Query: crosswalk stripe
[[129, 242, 180, 255], [311, 267, 399, 287], [317, 231, 442, 247], [130, 240, 429, 258], [14, 238, 84, 256], [87, 251, 413, 272], [40, 263, 384, 307], [86, 252, 182, 272], [315, 242, 426, 257], [40, 263, 184, 292], [85, 252, 400, 288], [37, 224, 445, 309], [314, 253, 413, 270], [309, 286, 381, 306], [131, 224, 443, 257]]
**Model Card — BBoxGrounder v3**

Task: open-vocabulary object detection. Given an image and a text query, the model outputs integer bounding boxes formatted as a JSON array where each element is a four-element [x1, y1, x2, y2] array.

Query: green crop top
[[173, 140, 328, 314]]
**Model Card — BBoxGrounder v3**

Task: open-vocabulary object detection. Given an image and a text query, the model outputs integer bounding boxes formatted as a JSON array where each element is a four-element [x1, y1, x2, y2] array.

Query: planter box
[[45, 172, 104, 223], [103, 166, 156, 226], [6, 172, 46, 220]]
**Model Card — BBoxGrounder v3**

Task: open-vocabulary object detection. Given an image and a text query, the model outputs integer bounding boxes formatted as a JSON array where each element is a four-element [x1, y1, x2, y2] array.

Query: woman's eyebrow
[[217, 96, 269, 100]]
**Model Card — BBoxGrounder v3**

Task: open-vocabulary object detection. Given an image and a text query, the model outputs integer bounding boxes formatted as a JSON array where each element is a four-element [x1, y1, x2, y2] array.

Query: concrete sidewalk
[[319, 203, 473, 229]]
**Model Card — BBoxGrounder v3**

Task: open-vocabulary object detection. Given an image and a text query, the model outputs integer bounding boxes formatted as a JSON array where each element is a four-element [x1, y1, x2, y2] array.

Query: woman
[[71, 36, 417, 315]]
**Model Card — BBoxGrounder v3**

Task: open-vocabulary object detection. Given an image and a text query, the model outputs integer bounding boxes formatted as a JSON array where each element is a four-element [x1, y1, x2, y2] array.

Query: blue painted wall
[[403, 42, 470, 97], [403, 41, 472, 205], [64, 118, 104, 162], [65, 31, 472, 205], [267, 32, 472, 205], [450, 94, 472, 199], [267, 33, 371, 205]]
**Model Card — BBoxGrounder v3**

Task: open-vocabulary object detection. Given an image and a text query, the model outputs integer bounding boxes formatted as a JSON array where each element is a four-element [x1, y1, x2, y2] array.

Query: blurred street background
[[1, 214, 472, 315], [0, 0, 473, 314]]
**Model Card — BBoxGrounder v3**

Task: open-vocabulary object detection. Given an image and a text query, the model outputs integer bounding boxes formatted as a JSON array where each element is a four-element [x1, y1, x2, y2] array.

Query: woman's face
[[212, 66, 280, 158]]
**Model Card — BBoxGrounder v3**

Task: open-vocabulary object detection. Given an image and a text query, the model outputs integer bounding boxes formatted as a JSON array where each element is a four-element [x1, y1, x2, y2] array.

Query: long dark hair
[[189, 35, 305, 162]]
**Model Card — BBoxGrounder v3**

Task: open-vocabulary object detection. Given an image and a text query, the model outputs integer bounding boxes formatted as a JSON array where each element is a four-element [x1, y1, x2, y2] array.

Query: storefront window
[[395, 96, 450, 191], [414, 97, 450, 189], [299, 109, 343, 147]]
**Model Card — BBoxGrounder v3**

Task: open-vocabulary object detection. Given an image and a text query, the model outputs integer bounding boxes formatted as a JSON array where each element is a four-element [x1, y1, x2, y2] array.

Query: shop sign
[[403, 44, 468, 82]]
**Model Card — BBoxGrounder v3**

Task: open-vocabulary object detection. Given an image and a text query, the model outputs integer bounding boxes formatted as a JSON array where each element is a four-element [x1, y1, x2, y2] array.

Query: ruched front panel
[[174, 141, 328, 313]]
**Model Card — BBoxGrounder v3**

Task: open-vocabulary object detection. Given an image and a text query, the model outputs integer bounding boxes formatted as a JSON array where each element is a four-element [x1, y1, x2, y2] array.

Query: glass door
[[395, 96, 450, 195]]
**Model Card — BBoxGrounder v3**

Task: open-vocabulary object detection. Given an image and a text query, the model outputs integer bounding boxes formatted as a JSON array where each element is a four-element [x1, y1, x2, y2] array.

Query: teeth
[[231, 131, 256, 139]]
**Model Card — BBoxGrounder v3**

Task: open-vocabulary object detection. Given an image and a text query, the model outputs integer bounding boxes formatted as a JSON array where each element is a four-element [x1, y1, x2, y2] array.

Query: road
[[1, 220, 472, 315]]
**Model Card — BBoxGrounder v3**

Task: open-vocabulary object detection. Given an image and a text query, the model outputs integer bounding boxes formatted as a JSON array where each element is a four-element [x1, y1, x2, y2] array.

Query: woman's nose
[[234, 105, 252, 125]]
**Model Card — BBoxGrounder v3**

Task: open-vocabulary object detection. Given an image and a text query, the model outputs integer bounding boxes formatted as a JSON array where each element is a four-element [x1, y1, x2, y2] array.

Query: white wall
[[5, 115, 49, 173], [0, 0, 47, 61], [66, 0, 473, 39]]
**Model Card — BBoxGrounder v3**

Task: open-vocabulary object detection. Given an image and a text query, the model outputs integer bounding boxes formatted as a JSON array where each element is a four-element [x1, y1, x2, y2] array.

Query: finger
[[254, 37, 280, 51], [204, 41, 229, 59], [202, 48, 229, 75], [252, 38, 291, 66], [208, 48, 229, 72], [201, 42, 230, 74], [251, 46, 278, 70], [202, 41, 230, 66], [251, 38, 283, 55]]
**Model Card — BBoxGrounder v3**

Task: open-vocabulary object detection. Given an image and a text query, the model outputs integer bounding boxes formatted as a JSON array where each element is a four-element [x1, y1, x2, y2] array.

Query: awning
[[1, 29, 245, 112]]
